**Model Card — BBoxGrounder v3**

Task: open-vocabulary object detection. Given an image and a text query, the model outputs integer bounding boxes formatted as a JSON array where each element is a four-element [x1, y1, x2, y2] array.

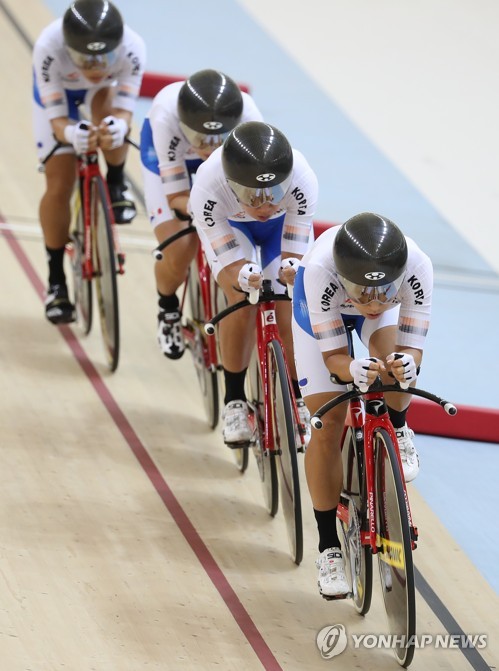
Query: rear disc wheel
[[375, 428, 416, 667]]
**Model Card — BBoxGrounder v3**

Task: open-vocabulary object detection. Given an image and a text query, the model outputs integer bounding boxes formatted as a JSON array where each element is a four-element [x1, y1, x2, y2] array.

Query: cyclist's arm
[[97, 109, 133, 149], [50, 116, 73, 144], [323, 347, 353, 382], [112, 27, 146, 113], [323, 348, 384, 387], [167, 191, 191, 218], [280, 152, 318, 257], [149, 103, 192, 217], [387, 346, 423, 386], [107, 108, 133, 125], [50, 116, 98, 149], [393, 242, 433, 377]]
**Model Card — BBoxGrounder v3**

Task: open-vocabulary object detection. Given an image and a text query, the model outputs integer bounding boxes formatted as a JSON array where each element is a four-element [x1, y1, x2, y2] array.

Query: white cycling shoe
[[316, 547, 350, 599], [396, 424, 420, 482], [222, 400, 252, 445]]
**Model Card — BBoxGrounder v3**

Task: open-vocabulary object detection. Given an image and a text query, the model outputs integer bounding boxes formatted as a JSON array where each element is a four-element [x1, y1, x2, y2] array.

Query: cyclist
[[33, 0, 146, 324], [140, 69, 263, 359], [291, 212, 433, 598], [190, 121, 318, 446]]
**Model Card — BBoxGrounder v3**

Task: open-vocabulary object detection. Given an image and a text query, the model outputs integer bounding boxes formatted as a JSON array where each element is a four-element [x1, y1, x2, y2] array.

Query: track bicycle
[[205, 279, 305, 565], [40, 134, 130, 372], [153, 225, 222, 429], [311, 359, 457, 667]]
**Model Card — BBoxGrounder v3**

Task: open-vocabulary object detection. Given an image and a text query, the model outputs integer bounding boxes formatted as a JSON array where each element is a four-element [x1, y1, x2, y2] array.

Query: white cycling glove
[[102, 115, 128, 149], [349, 357, 380, 393], [64, 122, 91, 154], [279, 257, 300, 276], [238, 262, 263, 293], [387, 352, 418, 390], [279, 257, 300, 298]]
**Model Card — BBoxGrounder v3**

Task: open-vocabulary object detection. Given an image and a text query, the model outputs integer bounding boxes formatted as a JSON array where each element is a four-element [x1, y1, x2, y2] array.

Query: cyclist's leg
[[261, 222, 314, 442], [34, 96, 76, 323], [89, 86, 135, 224], [200, 225, 257, 443], [140, 129, 196, 359], [292, 289, 349, 596], [361, 315, 420, 481]]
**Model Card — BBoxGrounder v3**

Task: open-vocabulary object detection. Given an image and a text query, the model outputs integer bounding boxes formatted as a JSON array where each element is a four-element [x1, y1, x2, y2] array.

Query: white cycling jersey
[[190, 146, 319, 273], [144, 82, 263, 196], [295, 225, 433, 352], [32, 18, 146, 119]]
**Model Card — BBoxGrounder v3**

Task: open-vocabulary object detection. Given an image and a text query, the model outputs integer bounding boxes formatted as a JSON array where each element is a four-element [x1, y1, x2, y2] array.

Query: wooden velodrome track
[[0, 1, 498, 669]]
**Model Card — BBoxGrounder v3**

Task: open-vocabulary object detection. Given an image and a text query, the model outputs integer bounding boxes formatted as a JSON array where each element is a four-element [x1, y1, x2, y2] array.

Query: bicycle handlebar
[[204, 280, 291, 335], [311, 382, 458, 430], [152, 225, 197, 260], [38, 136, 139, 173]]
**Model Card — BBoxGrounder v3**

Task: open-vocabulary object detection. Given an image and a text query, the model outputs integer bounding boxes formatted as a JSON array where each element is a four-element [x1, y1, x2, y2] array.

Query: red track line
[[1, 221, 284, 671]]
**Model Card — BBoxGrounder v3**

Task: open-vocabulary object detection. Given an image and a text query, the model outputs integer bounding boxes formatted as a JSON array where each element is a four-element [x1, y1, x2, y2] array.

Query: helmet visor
[[339, 274, 405, 305], [226, 174, 292, 208], [179, 121, 229, 150], [66, 46, 119, 71]]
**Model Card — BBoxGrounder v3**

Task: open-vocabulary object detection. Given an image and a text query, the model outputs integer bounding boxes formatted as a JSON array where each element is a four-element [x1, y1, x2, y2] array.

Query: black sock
[[158, 292, 179, 312], [106, 162, 125, 185], [314, 508, 340, 553], [224, 368, 247, 404], [387, 406, 408, 430], [291, 378, 301, 399], [46, 245, 66, 286]]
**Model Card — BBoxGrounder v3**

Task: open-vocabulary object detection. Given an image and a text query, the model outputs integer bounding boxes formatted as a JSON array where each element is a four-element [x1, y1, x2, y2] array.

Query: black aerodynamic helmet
[[222, 121, 294, 208], [63, 0, 124, 68], [177, 69, 243, 149], [333, 212, 408, 305]]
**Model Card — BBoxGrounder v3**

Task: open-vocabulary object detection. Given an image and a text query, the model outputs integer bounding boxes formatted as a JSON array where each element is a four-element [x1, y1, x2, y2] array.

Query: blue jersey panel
[[230, 213, 285, 268]]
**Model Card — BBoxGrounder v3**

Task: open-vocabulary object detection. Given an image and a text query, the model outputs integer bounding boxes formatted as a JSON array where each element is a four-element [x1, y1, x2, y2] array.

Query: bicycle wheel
[[91, 175, 120, 372], [268, 340, 303, 564], [374, 428, 416, 667], [338, 426, 373, 614], [69, 184, 92, 334], [247, 348, 278, 515], [186, 259, 219, 430]]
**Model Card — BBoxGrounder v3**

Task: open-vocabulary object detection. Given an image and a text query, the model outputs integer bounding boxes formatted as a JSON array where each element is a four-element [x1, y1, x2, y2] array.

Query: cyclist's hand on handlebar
[[279, 257, 300, 286], [386, 352, 418, 390], [238, 262, 263, 294], [63, 121, 97, 154], [349, 357, 385, 393], [99, 116, 128, 150]]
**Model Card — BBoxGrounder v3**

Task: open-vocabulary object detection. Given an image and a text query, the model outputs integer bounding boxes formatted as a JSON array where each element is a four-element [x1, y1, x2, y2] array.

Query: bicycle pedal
[[320, 591, 352, 602], [224, 440, 251, 449]]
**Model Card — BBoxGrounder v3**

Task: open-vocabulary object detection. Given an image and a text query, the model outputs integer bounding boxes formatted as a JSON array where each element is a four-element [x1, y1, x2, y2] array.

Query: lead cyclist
[[291, 213, 433, 599], [32, 0, 146, 325]]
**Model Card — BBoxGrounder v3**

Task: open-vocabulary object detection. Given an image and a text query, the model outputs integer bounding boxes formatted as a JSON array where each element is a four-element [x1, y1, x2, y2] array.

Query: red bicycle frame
[[180, 243, 219, 372], [337, 390, 418, 555], [250, 283, 305, 455], [78, 152, 125, 280]]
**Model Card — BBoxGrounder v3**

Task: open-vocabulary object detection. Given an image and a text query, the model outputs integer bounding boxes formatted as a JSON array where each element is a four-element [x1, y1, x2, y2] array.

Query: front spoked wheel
[[268, 340, 303, 565], [92, 176, 119, 372], [186, 260, 219, 430], [374, 428, 416, 667], [247, 349, 277, 514], [338, 427, 372, 614], [69, 185, 92, 334]]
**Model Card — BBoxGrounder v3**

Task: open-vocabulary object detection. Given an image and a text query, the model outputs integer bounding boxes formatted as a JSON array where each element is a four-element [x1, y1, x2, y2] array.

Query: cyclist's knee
[[44, 172, 74, 200]]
